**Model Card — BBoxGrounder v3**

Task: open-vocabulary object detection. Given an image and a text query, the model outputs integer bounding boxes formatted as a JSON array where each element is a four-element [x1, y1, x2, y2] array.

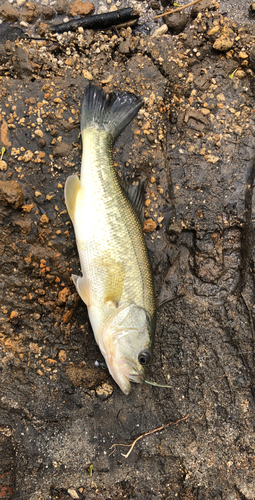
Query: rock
[[213, 26, 235, 52], [151, 24, 168, 37], [150, 1, 161, 10], [82, 69, 93, 80], [65, 57, 77, 67], [206, 154, 220, 164], [39, 138, 46, 148], [41, 6, 56, 20], [235, 69, 246, 79], [191, 0, 218, 18], [40, 214, 49, 224], [22, 204, 34, 213], [52, 142, 71, 158], [13, 219, 32, 234], [58, 287, 70, 305], [208, 25, 220, 36], [0, 160, 7, 171], [165, 12, 189, 35], [55, 0, 69, 15], [0, 180, 24, 209], [35, 129, 44, 139], [0, 118, 11, 147], [0, 2, 19, 22], [96, 382, 113, 400], [38, 22, 50, 36], [9, 310, 19, 321], [69, 0, 94, 17], [65, 363, 108, 389], [239, 51, 248, 59], [20, 2, 40, 24], [143, 218, 157, 232], [12, 46, 32, 79], [37, 23, 50, 36], [118, 39, 131, 55], [22, 150, 33, 162], [58, 350, 67, 363], [67, 488, 80, 500]]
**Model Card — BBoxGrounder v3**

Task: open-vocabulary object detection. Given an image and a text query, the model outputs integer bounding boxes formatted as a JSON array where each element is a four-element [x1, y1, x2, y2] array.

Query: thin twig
[[109, 414, 189, 458], [51, 7, 139, 34], [153, 0, 201, 20]]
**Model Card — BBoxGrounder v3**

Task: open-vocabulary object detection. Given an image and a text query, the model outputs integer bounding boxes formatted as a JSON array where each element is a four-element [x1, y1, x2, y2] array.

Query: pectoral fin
[[72, 274, 90, 307], [64, 175, 80, 222]]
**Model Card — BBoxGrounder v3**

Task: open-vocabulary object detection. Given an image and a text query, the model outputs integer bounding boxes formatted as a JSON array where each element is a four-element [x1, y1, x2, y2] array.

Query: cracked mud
[[0, 1, 255, 499]]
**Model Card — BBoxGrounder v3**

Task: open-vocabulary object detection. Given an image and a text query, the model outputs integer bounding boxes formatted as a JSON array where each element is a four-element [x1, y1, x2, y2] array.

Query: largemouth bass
[[65, 84, 156, 395]]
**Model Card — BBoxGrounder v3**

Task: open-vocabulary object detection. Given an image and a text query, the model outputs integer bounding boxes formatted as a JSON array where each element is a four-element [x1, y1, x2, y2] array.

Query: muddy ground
[[0, 0, 255, 499]]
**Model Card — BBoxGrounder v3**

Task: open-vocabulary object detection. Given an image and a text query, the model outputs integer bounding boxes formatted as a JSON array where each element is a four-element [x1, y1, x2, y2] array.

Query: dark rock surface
[[0, 180, 24, 209], [20, 2, 40, 24], [165, 12, 189, 35], [0, 2, 255, 500], [0, 1, 19, 22]]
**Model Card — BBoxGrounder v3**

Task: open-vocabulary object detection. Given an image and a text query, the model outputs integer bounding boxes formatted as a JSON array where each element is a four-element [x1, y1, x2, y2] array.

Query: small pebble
[[96, 382, 113, 400], [58, 350, 67, 363], [0, 160, 7, 171], [151, 24, 168, 38], [40, 214, 49, 224], [235, 69, 246, 79], [67, 488, 80, 500], [83, 69, 93, 80]]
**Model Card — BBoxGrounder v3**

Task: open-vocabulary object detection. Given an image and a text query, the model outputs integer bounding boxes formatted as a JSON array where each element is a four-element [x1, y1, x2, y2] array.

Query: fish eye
[[138, 350, 151, 365]]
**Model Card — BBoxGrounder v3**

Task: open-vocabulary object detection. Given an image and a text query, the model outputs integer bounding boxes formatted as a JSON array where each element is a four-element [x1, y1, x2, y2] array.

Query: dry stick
[[51, 7, 139, 34], [153, 0, 201, 20], [109, 414, 189, 459]]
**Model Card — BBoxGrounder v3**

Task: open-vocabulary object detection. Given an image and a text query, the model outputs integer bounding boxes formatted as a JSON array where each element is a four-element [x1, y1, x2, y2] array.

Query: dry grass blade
[[109, 414, 189, 458], [153, 0, 201, 20]]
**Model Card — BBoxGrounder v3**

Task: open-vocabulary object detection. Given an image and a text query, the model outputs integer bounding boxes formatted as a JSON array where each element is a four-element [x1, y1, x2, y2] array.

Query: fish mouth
[[105, 355, 144, 396]]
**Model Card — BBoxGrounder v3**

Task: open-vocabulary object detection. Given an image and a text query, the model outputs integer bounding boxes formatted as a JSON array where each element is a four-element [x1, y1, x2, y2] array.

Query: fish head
[[100, 304, 154, 396]]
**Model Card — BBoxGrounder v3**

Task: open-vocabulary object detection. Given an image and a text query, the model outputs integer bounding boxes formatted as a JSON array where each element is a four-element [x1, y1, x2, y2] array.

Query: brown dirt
[[0, 1, 255, 500]]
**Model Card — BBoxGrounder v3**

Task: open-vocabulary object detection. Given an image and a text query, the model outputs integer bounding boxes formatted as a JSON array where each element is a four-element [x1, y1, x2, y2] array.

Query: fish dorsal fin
[[119, 178, 145, 224], [64, 175, 80, 222]]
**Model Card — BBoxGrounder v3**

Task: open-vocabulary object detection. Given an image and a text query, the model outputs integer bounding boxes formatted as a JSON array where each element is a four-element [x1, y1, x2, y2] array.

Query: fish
[[64, 83, 156, 395]]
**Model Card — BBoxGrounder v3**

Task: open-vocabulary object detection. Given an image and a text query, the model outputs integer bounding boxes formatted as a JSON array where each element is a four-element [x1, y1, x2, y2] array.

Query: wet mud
[[0, 1, 255, 499]]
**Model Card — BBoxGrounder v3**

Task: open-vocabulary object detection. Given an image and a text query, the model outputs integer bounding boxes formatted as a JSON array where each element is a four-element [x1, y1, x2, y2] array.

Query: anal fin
[[64, 175, 80, 222]]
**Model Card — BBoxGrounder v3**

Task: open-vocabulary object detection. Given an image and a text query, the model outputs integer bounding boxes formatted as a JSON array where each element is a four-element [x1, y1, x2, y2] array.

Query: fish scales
[[65, 84, 156, 395], [77, 130, 154, 318]]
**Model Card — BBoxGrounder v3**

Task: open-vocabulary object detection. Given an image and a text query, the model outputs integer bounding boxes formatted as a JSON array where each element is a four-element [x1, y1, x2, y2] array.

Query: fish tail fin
[[81, 83, 143, 141]]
